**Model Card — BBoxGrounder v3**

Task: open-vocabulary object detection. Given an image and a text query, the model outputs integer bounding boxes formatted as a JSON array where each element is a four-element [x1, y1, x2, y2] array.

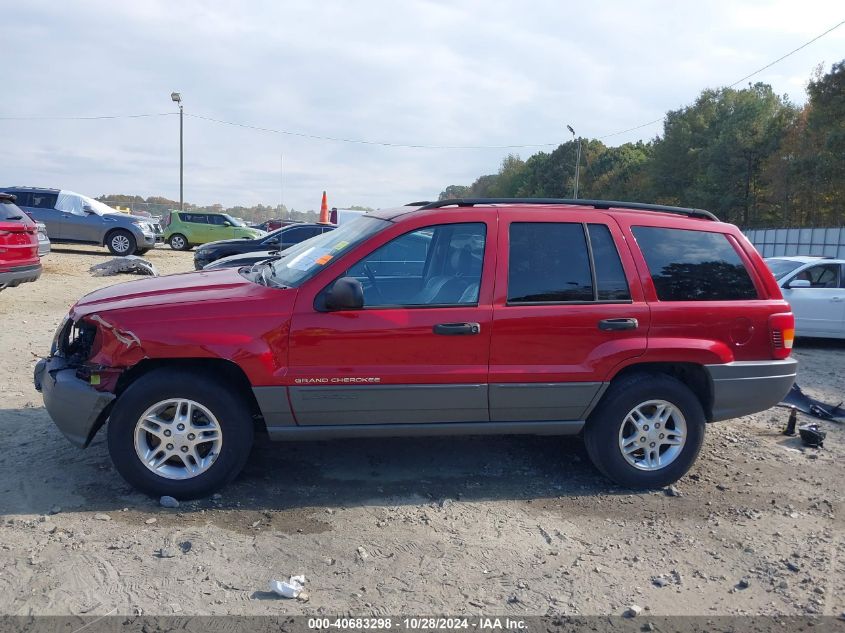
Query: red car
[[0, 193, 42, 291], [35, 198, 797, 498]]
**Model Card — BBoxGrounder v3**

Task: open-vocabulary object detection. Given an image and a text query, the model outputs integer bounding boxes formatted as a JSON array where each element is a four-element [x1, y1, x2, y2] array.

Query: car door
[[75, 201, 112, 243], [184, 213, 210, 243], [782, 263, 845, 336], [202, 214, 227, 242], [287, 214, 497, 426], [16, 191, 63, 239], [488, 209, 649, 422]]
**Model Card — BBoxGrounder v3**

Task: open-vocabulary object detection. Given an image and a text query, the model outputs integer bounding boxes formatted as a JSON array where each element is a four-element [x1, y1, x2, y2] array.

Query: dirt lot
[[0, 245, 842, 618]]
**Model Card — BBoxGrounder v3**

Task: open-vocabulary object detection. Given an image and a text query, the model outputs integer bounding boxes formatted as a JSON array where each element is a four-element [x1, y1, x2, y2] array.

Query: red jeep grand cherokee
[[0, 193, 42, 292], [34, 199, 797, 498]]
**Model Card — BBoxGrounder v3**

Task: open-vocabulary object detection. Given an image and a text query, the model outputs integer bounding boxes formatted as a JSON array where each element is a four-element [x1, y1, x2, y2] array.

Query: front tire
[[169, 234, 190, 250], [107, 369, 254, 498], [106, 230, 137, 256], [584, 372, 705, 489]]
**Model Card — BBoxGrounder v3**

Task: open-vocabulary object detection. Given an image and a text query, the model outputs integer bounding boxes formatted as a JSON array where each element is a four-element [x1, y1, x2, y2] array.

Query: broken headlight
[[51, 315, 97, 363]]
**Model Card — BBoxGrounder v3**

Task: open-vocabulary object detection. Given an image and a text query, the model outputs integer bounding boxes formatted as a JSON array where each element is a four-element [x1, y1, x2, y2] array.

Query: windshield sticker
[[287, 247, 336, 271]]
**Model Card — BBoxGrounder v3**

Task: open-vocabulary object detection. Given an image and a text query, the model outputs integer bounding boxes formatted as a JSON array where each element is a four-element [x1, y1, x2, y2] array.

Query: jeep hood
[[71, 268, 291, 318]]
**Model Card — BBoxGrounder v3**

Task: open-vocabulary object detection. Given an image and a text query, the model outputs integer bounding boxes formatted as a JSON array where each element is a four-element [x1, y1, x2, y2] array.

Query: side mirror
[[83, 205, 94, 214], [787, 279, 811, 289], [222, 221, 232, 227], [325, 277, 364, 311]]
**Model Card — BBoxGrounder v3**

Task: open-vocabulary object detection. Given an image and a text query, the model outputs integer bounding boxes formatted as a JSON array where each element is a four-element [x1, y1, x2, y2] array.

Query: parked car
[[0, 193, 41, 291], [194, 222, 334, 269], [251, 219, 302, 232], [203, 249, 281, 270], [765, 256, 845, 339], [0, 187, 162, 256], [35, 222, 51, 257], [162, 211, 265, 250], [35, 198, 797, 498]]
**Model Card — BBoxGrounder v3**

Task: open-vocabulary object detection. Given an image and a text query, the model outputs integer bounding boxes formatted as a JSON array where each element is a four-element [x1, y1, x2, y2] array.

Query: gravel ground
[[0, 245, 842, 618]]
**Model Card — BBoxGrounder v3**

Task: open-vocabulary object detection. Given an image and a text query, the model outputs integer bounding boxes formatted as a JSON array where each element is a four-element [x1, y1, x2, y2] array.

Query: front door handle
[[598, 317, 638, 331], [433, 322, 480, 335], [831, 297, 843, 303]]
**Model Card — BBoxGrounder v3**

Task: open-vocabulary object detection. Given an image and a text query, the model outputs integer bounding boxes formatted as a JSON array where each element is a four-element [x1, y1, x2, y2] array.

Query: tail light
[[769, 312, 795, 359]]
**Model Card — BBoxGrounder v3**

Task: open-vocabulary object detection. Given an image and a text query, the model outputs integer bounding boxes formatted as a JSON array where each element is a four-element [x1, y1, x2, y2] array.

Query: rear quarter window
[[0, 199, 25, 220], [632, 226, 757, 301], [30, 192, 58, 209]]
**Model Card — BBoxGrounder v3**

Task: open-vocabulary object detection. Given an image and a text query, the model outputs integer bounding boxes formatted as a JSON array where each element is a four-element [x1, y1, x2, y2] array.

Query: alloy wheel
[[133, 399, 223, 480], [112, 234, 131, 254], [617, 399, 687, 471]]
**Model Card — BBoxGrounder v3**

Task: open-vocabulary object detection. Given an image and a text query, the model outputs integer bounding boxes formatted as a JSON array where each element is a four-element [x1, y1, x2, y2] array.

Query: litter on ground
[[268, 575, 306, 599]]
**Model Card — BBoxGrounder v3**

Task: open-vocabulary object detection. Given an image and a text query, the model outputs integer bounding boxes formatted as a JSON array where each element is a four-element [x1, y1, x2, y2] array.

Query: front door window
[[344, 222, 486, 307]]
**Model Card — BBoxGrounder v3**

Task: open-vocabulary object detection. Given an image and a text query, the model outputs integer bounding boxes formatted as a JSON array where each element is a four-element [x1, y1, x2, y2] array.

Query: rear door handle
[[598, 317, 638, 331], [832, 297, 843, 303], [433, 322, 480, 335]]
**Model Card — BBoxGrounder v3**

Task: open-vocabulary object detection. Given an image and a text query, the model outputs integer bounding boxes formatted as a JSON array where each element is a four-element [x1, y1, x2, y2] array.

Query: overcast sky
[[2, 0, 843, 211]]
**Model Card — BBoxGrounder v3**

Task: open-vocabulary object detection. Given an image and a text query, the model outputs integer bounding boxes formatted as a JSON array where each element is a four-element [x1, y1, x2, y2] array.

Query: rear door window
[[632, 226, 757, 301], [508, 223, 593, 303]]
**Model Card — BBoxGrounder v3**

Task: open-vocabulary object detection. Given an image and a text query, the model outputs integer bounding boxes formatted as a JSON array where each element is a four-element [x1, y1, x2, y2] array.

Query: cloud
[[0, 0, 842, 209]]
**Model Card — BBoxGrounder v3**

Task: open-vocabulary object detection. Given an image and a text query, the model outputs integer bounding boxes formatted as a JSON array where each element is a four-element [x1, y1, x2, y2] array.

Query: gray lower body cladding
[[705, 358, 798, 421], [489, 382, 606, 421], [265, 420, 585, 441], [257, 382, 602, 439], [34, 356, 115, 448], [289, 383, 489, 426]]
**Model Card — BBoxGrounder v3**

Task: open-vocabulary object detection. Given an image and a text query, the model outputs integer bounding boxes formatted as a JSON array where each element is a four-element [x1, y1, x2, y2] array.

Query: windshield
[[223, 214, 245, 227], [268, 216, 387, 287], [765, 258, 804, 280], [80, 194, 119, 216]]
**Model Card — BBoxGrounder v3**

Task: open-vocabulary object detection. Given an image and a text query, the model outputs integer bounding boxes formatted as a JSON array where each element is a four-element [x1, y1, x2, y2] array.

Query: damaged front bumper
[[34, 356, 115, 448]]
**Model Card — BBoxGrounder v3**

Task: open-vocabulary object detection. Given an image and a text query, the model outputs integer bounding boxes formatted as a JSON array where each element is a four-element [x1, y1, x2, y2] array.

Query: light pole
[[567, 124, 581, 199], [171, 92, 183, 211]]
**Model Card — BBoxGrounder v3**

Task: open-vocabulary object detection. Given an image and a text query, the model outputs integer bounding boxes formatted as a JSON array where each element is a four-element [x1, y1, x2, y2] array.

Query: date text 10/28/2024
[[308, 617, 527, 630]]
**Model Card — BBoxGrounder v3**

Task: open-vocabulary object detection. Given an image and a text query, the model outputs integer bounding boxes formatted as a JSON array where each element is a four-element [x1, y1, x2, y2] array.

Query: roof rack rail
[[405, 201, 432, 206], [418, 198, 719, 221]]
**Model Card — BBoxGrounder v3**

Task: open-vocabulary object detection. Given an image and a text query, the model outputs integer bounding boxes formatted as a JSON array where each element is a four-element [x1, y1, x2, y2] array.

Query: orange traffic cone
[[319, 191, 329, 224]]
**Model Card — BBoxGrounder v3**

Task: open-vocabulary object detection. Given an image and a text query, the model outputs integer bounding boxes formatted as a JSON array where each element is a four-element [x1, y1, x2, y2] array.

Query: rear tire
[[106, 230, 136, 256], [584, 372, 705, 489], [169, 234, 190, 251], [107, 368, 254, 499]]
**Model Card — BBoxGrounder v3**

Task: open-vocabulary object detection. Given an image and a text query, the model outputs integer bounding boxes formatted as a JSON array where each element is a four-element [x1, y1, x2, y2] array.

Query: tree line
[[96, 195, 377, 225], [95, 195, 321, 224], [439, 60, 845, 228]]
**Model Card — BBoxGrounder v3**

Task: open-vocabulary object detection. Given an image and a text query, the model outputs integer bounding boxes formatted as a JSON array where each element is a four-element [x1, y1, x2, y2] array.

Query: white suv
[[766, 256, 845, 339]]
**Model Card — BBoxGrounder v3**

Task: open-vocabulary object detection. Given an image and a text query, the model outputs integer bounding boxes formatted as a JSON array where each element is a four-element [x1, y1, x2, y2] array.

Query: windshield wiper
[[250, 260, 288, 289]]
